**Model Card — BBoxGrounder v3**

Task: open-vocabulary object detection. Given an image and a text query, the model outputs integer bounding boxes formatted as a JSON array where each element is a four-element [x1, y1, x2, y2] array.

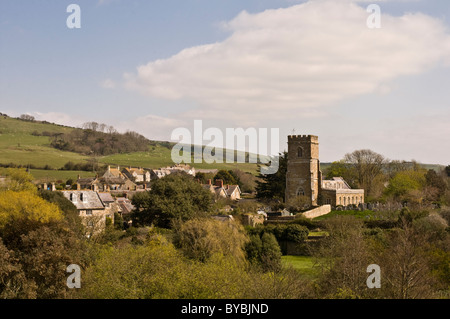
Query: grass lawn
[[281, 255, 320, 279], [29, 169, 97, 182]]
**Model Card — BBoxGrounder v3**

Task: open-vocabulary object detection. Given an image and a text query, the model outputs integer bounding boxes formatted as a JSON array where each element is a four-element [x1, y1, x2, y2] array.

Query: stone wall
[[301, 204, 331, 219]]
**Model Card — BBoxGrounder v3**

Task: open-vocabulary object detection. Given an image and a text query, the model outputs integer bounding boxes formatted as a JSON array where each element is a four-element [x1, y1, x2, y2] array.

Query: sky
[[1, 0, 449, 164]]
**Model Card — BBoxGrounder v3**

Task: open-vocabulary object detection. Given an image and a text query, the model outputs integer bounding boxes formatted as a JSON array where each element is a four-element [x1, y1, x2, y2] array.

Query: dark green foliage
[[255, 152, 287, 202], [214, 169, 238, 185], [38, 190, 84, 236], [291, 216, 321, 230], [260, 232, 282, 272], [131, 173, 213, 228], [280, 224, 309, 243], [113, 212, 124, 230], [245, 229, 282, 272], [51, 125, 150, 156]]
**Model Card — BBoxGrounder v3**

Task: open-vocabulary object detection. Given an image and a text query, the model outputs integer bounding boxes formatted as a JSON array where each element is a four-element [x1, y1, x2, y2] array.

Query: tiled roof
[[62, 191, 105, 210], [98, 192, 115, 203], [225, 185, 240, 196]]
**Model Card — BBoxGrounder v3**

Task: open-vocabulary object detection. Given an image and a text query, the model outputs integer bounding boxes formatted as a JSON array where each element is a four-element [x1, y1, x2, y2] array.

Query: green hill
[[0, 115, 261, 182]]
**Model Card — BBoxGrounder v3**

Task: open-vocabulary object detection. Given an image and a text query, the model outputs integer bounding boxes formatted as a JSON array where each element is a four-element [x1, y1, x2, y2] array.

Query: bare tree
[[19, 114, 35, 122], [343, 149, 387, 197], [379, 222, 437, 298]]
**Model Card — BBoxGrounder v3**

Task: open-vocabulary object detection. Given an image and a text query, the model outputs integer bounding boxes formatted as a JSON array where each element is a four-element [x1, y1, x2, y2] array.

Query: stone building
[[62, 190, 114, 236], [285, 135, 364, 208], [321, 177, 364, 207]]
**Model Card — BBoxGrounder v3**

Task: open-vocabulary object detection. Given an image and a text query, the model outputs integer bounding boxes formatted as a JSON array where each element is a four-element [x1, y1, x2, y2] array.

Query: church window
[[298, 147, 303, 158]]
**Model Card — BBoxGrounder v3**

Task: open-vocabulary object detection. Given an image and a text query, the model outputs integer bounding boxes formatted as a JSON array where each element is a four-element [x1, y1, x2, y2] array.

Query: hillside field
[[0, 116, 260, 181]]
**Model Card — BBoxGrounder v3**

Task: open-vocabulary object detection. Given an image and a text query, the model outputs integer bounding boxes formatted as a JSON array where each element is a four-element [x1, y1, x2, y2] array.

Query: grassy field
[[0, 117, 260, 178], [281, 255, 320, 279], [29, 169, 97, 182], [0, 116, 88, 168], [100, 144, 260, 174]]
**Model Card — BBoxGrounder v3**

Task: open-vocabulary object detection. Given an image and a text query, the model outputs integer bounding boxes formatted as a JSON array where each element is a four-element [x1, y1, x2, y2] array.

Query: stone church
[[285, 135, 364, 208]]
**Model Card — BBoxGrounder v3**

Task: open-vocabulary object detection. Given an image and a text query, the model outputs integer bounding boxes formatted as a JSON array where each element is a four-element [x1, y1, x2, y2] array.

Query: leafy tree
[[255, 152, 287, 202], [245, 235, 263, 265], [245, 230, 282, 272], [280, 224, 309, 243], [384, 169, 426, 203], [173, 218, 248, 263], [214, 169, 237, 185], [15, 224, 85, 299], [325, 160, 352, 180], [38, 190, 83, 235], [0, 168, 36, 192], [424, 169, 447, 203], [0, 190, 63, 230], [314, 216, 372, 298], [260, 232, 282, 272], [131, 173, 213, 228], [0, 239, 36, 299]]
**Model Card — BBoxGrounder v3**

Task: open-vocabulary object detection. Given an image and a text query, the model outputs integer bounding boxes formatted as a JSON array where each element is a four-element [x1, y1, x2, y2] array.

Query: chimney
[[77, 174, 81, 180], [215, 179, 223, 188], [108, 165, 111, 172], [207, 179, 211, 185]]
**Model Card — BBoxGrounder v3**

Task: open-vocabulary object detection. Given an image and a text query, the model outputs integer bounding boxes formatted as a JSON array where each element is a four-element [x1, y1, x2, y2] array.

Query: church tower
[[285, 135, 321, 207]]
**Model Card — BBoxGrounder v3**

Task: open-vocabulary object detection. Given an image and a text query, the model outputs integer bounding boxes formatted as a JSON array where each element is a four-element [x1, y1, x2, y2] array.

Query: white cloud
[[100, 78, 116, 89], [124, 0, 450, 124]]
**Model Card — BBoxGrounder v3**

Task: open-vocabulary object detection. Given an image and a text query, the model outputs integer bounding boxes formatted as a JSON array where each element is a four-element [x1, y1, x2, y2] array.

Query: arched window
[[298, 147, 303, 158], [297, 188, 305, 196]]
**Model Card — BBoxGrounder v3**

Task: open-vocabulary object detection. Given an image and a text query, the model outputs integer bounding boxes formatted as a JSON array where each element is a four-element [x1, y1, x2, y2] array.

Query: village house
[[103, 165, 125, 179], [150, 164, 196, 180], [203, 179, 227, 200], [76, 175, 137, 192], [150, 167, 172, 180], [202, 179, 241, 201], [62, 190, 114, 236], [121, 167, 151, 183], [225, 184, 241, 201]]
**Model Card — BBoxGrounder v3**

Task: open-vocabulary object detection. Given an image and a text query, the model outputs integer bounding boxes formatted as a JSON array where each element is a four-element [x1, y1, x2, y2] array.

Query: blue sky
[[1, 0, 450, 164]]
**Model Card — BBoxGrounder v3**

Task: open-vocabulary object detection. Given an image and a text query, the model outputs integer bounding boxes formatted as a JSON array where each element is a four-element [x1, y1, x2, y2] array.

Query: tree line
[[51, 122, 150, 156]]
